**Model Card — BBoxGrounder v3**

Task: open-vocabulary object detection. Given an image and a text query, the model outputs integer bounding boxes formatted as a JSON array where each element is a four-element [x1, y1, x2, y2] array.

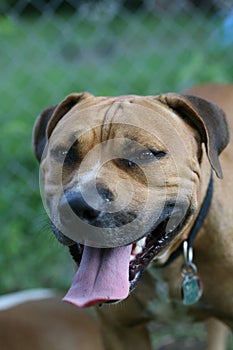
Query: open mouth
[[69, 207, 186, 282], [128, 208, 187, 288], [63, 209, 188, 308]]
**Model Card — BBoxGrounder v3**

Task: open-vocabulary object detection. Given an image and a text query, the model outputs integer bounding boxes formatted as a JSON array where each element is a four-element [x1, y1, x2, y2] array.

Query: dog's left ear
[[157, 93, 230, 178], [33, 92, 92, 162]]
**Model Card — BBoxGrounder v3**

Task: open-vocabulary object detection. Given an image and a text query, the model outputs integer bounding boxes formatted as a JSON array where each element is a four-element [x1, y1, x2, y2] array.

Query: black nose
[[59, 186, 114, 224], [60, 191, 99, 222]]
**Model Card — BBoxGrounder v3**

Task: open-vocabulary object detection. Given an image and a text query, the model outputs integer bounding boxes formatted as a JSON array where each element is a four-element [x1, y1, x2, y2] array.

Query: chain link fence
[[0, 1, 233, 348], [0, 0, 233, 293]]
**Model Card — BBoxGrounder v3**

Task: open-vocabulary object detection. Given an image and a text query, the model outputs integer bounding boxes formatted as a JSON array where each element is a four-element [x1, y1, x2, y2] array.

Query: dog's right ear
[[33, 92, 91, 162]]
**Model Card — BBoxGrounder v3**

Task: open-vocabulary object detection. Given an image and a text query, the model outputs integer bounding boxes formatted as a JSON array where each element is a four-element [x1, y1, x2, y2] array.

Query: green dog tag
[[182, 272, 203, 305], [181, 242, 203, 306]]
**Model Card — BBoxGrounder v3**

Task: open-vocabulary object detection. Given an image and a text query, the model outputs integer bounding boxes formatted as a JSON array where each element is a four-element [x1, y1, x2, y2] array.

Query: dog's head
[[33, 91, 229, 307]]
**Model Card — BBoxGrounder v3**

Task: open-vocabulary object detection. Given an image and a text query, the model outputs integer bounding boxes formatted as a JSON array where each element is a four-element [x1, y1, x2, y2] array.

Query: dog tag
[[181, 265, 203, 305], [181, 241, 203, 305]]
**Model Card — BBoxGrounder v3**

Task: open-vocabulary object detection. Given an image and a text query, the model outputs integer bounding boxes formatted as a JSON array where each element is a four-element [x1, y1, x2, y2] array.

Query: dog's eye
[[117, 150, 166, 169], [137, 150, 154, 161], [117, 158, 137, 168], [51, 144, 78, 165], [58, 149, 68, 158], [135, 149, 166, 164], [51, 147, 68, 161]]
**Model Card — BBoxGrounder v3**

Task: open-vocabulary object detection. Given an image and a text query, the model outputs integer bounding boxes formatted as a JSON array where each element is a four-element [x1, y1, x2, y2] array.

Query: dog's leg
[[205, 318, 230, 350]]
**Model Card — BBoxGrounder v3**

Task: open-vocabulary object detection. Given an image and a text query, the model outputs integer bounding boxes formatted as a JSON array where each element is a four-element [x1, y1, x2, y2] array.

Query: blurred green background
[[0, 1, 232, 348]]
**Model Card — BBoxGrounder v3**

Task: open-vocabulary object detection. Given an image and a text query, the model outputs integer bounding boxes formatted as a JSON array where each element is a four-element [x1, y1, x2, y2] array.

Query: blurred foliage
[[0, 5, 232, 297]]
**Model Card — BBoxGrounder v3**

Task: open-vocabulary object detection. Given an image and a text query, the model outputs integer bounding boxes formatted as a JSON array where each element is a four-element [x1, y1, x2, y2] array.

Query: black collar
[[158, 171, 213, 268]]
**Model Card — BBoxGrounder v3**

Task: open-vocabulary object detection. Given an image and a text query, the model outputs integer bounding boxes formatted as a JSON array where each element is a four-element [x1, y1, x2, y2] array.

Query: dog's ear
[[157, 93, 230, 178], [33, 92, 91, 162], [33, 104, 57, 162]]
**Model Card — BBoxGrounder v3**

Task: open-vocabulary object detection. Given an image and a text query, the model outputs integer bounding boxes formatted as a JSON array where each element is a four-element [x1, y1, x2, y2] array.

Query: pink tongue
[[63, 245, 132, 308]]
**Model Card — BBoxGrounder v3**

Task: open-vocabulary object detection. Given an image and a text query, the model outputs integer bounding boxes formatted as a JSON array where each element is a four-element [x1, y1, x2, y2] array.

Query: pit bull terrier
[[33, 84, 233, 349]]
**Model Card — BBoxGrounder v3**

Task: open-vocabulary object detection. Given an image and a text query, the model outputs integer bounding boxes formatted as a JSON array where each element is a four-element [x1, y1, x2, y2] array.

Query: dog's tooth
[[138, 237, 146, 247], [130, 237, 146, 259], [132, 245, 143, 255]]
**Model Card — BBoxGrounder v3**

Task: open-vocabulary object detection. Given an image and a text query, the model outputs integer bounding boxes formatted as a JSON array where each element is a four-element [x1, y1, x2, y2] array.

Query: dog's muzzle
[[58, 186, 137, 229]]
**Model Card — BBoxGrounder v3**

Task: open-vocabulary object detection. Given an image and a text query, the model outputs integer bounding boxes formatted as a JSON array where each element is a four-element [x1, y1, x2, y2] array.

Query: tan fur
[[0, 296, 104, 350]]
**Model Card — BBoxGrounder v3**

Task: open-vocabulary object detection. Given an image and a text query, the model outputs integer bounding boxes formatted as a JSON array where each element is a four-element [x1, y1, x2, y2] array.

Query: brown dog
[[0, 289, 104, 350], [33, 84, 233, 349]]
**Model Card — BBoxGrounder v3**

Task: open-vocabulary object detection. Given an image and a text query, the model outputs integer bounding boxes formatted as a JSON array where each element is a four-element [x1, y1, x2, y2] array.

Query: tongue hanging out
[[63, 245, 132, 308]]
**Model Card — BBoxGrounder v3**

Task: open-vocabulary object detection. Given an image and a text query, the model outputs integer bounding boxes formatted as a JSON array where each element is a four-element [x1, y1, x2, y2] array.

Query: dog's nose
[[59, 186, 114, 223], [60, 191, 99, 222]]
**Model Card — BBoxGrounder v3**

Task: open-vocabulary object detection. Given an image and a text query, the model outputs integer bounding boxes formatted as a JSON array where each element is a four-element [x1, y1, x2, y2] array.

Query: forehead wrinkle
[[101, 101, 124, 141]]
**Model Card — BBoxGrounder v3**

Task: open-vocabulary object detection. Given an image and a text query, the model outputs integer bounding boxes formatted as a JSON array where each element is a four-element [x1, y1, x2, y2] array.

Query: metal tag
[[182, 271, 203, 305], [181, 241, 203, 305]]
